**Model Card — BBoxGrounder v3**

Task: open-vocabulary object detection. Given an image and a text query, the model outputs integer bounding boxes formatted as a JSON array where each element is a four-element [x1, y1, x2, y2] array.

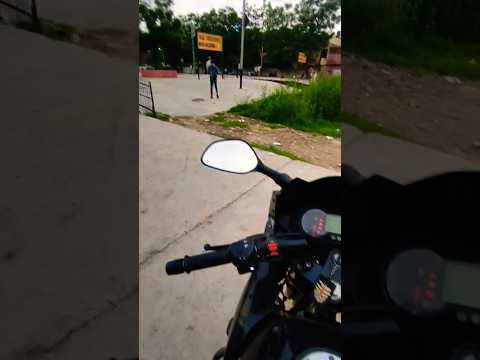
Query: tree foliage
[[139, 0, 340, 71], [343, 0, 480, 79], [343, 0, 480, 43]]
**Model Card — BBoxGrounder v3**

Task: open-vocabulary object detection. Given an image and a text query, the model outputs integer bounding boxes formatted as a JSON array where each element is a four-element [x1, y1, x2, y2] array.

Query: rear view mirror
[[201, 139, 259, 174]]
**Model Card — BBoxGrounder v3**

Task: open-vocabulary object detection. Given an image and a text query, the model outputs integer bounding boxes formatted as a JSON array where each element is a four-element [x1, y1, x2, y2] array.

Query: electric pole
[[239, 0, 246, 89], [190, 22, 196, 77], [260, 0, 266, 73]]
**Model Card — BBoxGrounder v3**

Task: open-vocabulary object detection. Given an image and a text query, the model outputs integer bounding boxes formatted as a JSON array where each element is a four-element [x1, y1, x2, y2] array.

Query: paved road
[[143, 74, 282, 117], [343, 124, 480, 184], [1, 24, 138, 360], [139, 115, 338, 360]]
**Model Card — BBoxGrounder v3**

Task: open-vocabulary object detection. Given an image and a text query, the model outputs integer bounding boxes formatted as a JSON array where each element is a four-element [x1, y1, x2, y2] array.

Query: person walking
[[196, 60, 201, 80], [207, 60, 220, 99]]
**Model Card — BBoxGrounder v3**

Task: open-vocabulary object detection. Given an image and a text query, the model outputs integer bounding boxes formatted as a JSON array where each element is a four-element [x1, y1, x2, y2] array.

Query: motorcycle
[[166, 139, 343, 360], [342, 164, 480, 360], [165, 139, 480, 359]]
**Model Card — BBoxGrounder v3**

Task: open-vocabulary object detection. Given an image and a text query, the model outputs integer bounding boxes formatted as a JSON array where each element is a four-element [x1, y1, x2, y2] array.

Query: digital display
[[301, 209, 341, 238], [442, 261, 480, 309], [326, 214, 341, 235]]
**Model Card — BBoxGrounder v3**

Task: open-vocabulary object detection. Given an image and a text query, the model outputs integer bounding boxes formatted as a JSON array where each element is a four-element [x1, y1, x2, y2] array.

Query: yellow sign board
[[197, 32, 223, 52], [298, 52, 307, 63]]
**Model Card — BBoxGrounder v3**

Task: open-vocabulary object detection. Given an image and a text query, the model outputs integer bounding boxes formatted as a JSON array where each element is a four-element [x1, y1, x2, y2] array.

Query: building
[[320, 32, 341, 75]]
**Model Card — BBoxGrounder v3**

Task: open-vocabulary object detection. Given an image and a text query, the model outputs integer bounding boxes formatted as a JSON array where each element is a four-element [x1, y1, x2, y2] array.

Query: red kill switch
[[267, 242, 279, 257]]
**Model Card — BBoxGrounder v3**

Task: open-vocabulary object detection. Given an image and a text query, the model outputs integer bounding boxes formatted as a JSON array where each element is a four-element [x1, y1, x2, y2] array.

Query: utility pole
[[260, 0, 266, 73], [239, 0, 246, 89], [190, 22, 196, 77]]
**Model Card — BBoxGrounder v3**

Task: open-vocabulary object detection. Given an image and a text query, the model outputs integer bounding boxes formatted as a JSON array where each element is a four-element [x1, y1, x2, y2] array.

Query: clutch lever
[[204, 234, 267, 252]]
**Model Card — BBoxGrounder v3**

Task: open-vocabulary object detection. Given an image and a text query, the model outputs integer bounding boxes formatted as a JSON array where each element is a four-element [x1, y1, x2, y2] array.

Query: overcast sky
[[171, 0, 341, 31], [173, 0, 299, 16]]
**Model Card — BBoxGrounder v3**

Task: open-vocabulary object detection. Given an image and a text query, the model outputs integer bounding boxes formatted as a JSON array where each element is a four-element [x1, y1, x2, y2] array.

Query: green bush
[[343, 0, 480, 80], [229, 76, 341, 137]]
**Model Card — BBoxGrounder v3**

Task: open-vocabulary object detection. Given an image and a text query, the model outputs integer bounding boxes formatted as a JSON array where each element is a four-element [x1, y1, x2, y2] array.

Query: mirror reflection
[[201, 140, 259, 174]]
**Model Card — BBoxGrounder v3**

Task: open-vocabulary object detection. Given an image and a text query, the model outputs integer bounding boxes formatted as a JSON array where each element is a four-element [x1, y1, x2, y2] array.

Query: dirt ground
[[342, 54, 480, 164], [164, 114, 341, 170]]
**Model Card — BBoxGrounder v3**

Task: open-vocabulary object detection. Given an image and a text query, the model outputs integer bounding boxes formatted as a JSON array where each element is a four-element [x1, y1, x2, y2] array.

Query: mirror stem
[[256, 161, 291, 188]]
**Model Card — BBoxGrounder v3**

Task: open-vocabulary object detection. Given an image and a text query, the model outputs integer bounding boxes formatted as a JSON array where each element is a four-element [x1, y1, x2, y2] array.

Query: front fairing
[[224, 175, 343, 359], [223, 261, 283, 360], [240, 315, 341, 360]]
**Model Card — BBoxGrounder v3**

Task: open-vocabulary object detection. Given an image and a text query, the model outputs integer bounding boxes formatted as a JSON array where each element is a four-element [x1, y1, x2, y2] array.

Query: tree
[[295, 0, 340, 36], [139, 0, 341, 71], [263, 3, 295, 31], [139, 0, 189, 69], [260, 1, 334, 70]]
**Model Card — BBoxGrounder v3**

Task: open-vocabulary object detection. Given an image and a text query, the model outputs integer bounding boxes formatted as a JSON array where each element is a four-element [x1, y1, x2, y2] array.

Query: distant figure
[[206, 56, 212, 73], [207, 61, 220, 99], [196, 61, 201, 80]]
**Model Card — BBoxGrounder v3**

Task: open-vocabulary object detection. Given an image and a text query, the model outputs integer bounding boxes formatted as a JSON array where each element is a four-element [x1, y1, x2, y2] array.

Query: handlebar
[[166, 247, 231, 275], [165, 234, 310, 276]]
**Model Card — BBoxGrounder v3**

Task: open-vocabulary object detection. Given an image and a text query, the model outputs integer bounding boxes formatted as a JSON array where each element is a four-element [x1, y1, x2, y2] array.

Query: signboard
[[298, 52, 307, 64], [197, 31, 223, 52]]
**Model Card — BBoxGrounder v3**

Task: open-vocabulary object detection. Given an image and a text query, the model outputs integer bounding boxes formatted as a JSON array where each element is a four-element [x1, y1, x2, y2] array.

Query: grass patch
[[251, 143, 305, 161], [16, 19, 76, 42], [229, 76, 341, 137], [208, 113, 248, 129], [263, 123, 286, 129], [221, 120, 248, 129], [346, 33, 480, 80], [144, 111, 170, 121], [341, 112, 407, 140], [209, 113, 226, 123]]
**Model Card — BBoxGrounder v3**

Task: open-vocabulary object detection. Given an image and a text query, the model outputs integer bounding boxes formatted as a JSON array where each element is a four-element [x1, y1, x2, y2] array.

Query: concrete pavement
[[144, 74, 282, 117], [1, 24, 138, 360], [343, 124, 480, 184], [139, 115, 339, 360]]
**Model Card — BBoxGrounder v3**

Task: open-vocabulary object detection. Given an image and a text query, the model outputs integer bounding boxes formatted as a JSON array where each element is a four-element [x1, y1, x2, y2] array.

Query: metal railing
[[139, 79, 156, 115], [0, 0, 38, 24]]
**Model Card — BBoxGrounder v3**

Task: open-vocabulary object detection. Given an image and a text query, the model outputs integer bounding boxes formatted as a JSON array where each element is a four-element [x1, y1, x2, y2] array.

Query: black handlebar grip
[[183, 248, 231, 273], [165, 248, 232, 275], [165, 258, 185, 275]]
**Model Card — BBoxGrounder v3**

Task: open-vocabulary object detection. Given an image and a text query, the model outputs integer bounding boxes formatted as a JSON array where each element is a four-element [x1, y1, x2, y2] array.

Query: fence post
[[31, 0, 37, 19], [149, 81, 156, 116], [31, 0, 41, 30]]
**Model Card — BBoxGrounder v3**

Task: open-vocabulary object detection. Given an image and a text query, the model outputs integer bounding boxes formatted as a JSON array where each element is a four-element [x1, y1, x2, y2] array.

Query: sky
[[172, 0, 299, 17], [171, 0, 341, 31]]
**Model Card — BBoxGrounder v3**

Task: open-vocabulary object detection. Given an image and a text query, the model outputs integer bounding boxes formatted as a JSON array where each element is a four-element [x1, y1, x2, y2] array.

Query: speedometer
[[301, 209, 341, 238], [301, 209, 328, 238]]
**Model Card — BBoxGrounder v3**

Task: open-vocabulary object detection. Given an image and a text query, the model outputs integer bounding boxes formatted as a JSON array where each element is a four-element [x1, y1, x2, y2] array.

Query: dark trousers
[[210, 76, 218, 97]]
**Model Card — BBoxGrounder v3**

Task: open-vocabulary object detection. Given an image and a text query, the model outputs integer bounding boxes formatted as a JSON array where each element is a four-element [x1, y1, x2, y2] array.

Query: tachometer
[[386, 249, 446, 317], [301, 209, 341, 239], [301, 209, 327, 238]]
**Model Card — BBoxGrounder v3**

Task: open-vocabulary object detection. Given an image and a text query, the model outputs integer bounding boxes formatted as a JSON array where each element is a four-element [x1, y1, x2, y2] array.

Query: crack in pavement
[[139, 159, 293, 270], [139, 178, 267, 269], [22, 158, 293, 357], [25, 286, 138, 358]]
